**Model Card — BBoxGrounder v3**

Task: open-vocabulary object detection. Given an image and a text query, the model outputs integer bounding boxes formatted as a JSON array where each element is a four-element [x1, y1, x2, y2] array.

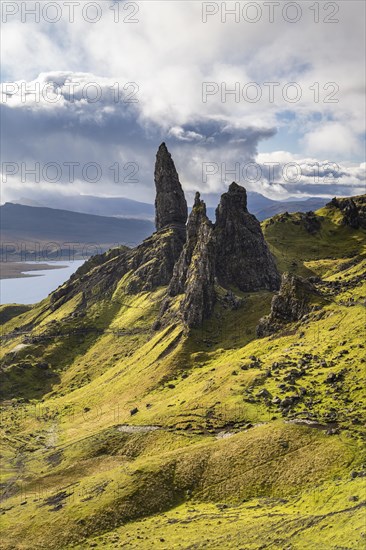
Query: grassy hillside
[[0, 201, 365, 549]]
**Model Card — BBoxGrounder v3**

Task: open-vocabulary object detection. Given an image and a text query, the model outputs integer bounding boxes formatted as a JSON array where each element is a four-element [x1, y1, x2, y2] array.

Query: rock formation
[[169, 193, 210, 295], [154, 142, 188, 230], [51, 146, 281, 331], [214, 182, 280, 292], [297, 211, 321, 234], [160, 182, 281, 329], [256, 273, 320, 337], [167, 192, 216, 328], [50, 223, 187, 310], [265, 211, 321, 234], [328, 195, 366, 229]]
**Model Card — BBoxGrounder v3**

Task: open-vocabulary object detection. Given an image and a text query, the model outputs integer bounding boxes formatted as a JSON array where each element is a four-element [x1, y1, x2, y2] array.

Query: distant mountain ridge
[[10, 191, 329, 222], [0, 193, 330, 265], [11, 195, 155, 220], [0, 203, 154, 261]]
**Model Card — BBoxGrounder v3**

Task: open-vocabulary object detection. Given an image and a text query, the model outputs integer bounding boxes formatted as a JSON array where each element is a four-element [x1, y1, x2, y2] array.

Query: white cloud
[[302, 123, 362, 157]]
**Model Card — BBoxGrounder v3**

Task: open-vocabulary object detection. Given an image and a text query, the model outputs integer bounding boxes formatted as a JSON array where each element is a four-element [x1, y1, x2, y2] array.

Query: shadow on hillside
[[0, 361, 61, 401], [188, 290, 274, 353]]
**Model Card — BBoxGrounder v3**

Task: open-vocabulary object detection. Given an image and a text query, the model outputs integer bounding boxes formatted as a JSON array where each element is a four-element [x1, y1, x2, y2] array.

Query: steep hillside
[[0, 148, 365, 549]]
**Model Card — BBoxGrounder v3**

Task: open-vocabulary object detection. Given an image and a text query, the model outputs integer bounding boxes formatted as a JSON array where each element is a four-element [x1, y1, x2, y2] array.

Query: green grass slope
[[0, 201, 365, 549]]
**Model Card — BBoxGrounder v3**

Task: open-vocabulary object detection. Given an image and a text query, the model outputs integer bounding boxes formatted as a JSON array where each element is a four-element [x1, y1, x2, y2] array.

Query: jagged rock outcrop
[[168, 193, 210, 295], [180, 221, 216, 327], [328, 195, 366, 229], [175, 193, 216, 327], [126, 143, 188, 291], [126, 226, 186, 293], [256, 273, 320, 337], [158, 193, 216, 329], [50, 224, 186, 310], [214, 182, 280, 292], [154, 142, 188, 230], [297, 211, 321, 234], [266, 211, 321, 234]]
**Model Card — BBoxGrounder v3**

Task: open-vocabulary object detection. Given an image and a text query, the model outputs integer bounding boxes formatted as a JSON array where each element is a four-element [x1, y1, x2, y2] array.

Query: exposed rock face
[[127, 226, 186, 293], [214, 182, 280, 292], [169, 193, 209, 295], [256, 273, 320, 337], [169, 193, 216, 328], [154, 143, 188, 230], [50, 247, 130, 310], [50, 225, 186, 310], [298, 212, 321, 234], [265, 211, 321, 234], [328, 195, 366, 229]]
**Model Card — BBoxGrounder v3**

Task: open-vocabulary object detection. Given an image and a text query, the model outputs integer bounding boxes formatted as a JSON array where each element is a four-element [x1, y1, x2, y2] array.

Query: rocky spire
[[214, 182, 280, 292], [169, 192, 208, 296], [180, 205, 216, 328], [159, 192, 216, 329], [154, 142, 188, 231]]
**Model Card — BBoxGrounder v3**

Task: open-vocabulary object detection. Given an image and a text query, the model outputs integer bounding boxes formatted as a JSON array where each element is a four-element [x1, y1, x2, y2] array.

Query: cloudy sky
[[1, 0, 365, 206]]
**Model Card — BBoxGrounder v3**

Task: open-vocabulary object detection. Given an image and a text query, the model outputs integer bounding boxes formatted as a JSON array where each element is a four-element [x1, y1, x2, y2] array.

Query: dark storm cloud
[[1, 68, 364, 203], [1, 89, 279, 202]]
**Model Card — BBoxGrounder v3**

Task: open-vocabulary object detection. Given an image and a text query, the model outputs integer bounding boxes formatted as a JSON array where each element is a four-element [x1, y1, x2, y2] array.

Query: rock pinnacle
[[154, 142, 188, 231]]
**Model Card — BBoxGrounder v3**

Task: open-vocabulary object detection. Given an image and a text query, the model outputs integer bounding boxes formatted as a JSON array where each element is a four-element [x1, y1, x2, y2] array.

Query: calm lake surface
[[0, 261, 85, 305]]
